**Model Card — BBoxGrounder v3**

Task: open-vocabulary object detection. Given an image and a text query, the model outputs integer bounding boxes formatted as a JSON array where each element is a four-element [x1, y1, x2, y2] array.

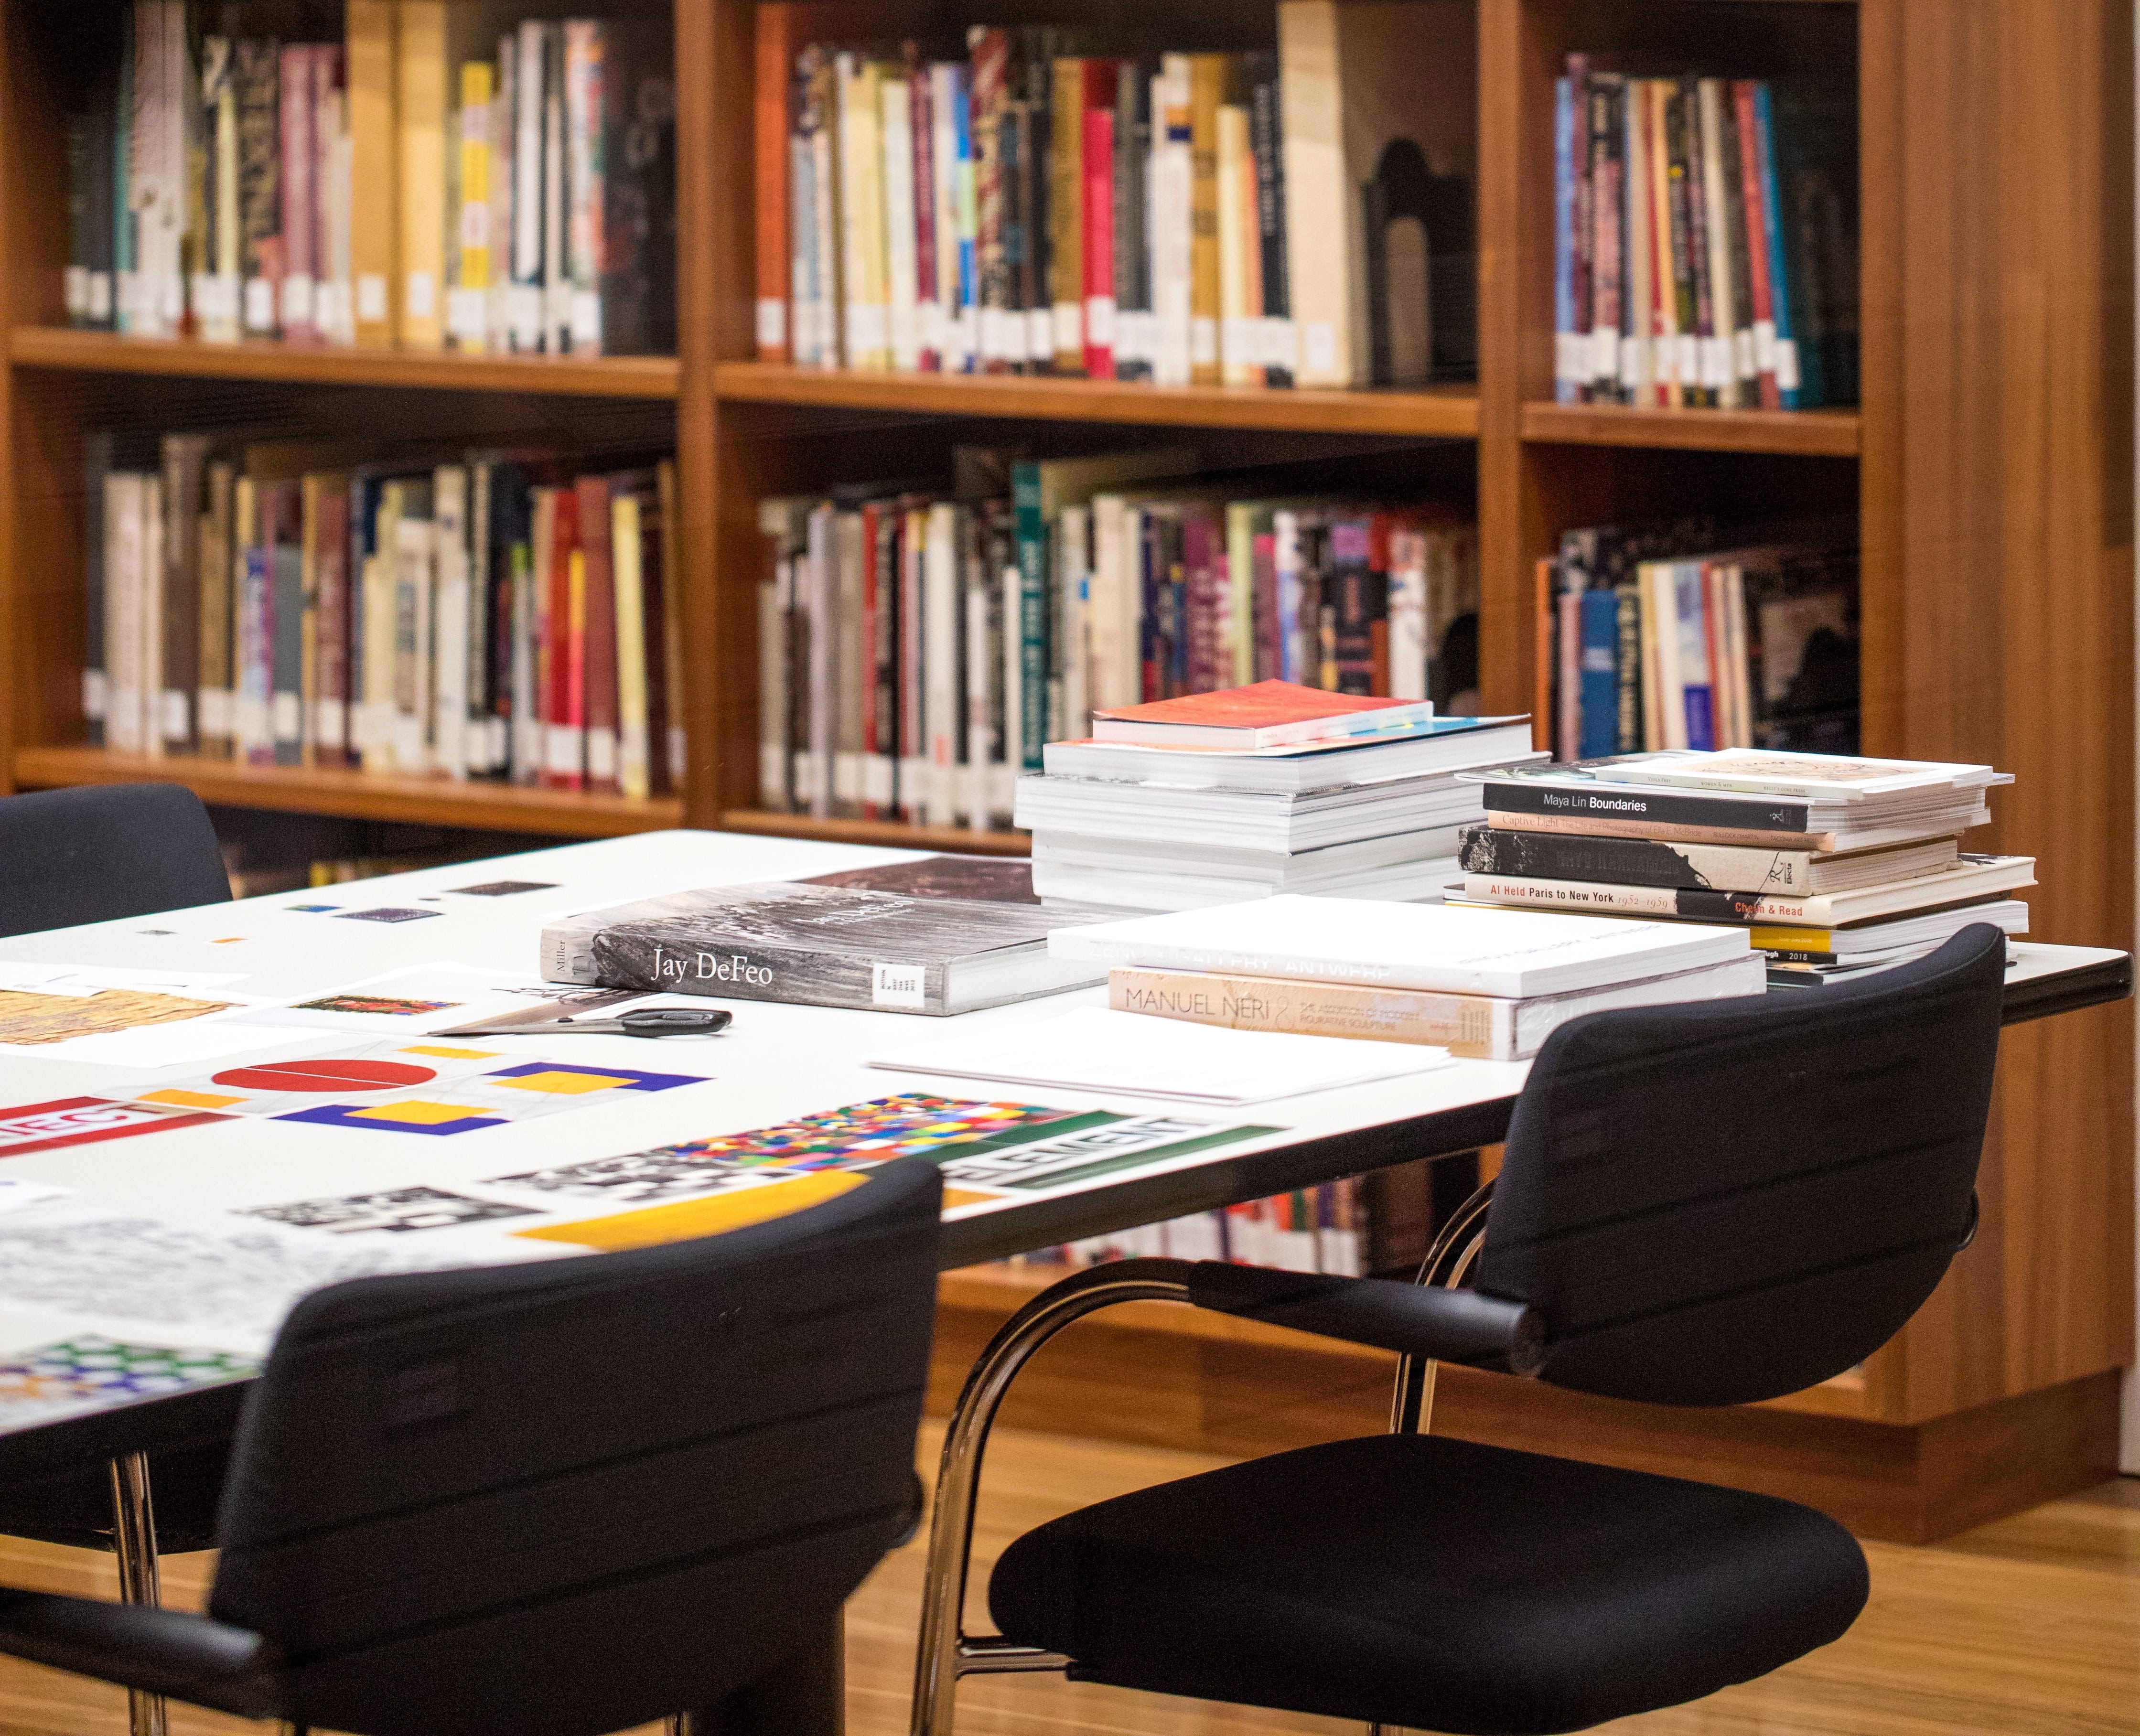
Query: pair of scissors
[[483, 1006, 733, 1039]]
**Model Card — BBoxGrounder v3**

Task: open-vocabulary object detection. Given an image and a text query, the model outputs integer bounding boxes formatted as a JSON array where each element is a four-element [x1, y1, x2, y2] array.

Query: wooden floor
[[0, 1424, 2133, 1736]]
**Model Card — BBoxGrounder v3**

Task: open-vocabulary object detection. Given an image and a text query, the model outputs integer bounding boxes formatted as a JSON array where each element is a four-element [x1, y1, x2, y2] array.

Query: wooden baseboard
[[929, 1287, 2123, 1544]]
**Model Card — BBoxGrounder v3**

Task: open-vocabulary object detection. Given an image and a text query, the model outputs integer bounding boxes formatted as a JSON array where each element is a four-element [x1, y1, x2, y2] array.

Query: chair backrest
[[206, 1157, 943, 1736], [0, 783, 229, 938], [1474, 925, 2004, 1407]]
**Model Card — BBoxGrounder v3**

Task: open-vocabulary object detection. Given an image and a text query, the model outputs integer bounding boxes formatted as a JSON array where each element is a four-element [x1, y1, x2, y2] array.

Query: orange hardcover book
[[347, 0, 398, 347], [1091, 678, 1436, 749]]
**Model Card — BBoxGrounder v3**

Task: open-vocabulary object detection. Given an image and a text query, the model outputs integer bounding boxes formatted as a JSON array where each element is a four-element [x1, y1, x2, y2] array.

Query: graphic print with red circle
[[210, 1059, 438, 1093]]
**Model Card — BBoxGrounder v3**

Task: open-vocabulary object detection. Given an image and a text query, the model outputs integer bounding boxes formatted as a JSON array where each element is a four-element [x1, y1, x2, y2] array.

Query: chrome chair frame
[[108, 1453, 166, 1736], [909, 1176, 1503, 1736]]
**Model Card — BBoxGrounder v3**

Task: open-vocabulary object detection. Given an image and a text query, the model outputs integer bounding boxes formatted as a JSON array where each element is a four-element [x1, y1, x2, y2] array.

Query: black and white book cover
[[555, 880, 1107, 1014]]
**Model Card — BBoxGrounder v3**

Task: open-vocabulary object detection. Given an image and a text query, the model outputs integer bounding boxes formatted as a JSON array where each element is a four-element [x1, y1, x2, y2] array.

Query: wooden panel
[[714, 362, 1482, 439], [1473, 0, 1527, 717], [720, 811, 1033, 856], [1871, 0, 2136, 1423], [1520, 402, 1863, 456], [11, 747, 684, 837], [8, 327, 681, 397]]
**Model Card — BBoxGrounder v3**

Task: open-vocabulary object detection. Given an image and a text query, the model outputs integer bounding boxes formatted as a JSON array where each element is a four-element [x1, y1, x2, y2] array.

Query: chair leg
[[108, 1453, 166, 1736], [911, 1263, 1191, 1736], [1388, 1179, 1496, 1438]]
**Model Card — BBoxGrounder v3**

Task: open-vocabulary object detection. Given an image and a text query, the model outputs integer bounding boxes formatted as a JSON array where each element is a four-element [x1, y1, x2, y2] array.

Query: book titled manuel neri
[[542, 881, 1110, 1015]]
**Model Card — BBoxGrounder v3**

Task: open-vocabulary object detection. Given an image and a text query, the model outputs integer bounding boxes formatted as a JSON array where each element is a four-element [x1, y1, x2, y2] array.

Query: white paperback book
[[871, 1005, 1454, 1104], [1048, 895, 1752, 998]]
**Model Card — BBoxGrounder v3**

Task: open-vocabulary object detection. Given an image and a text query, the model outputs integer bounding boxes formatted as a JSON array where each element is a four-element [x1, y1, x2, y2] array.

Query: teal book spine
[[1011, 461, 1049, 771]]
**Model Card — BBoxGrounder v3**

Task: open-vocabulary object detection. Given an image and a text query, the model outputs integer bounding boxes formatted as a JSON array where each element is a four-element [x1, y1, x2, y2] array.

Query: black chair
[[0, 780, 235, 1689], [0, 782, 229, 940], [913, 925, 2007, 1736], [0, 1156, 943, 1736]]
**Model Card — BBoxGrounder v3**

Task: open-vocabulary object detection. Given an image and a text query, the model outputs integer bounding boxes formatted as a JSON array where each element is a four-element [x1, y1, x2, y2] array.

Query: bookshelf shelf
[[11, 747, 683, 837], [7, 327, 681, 400], [1517, 402, 1861, 458], [712, 362, 1482, 439], [718, 809, 1032, 858]]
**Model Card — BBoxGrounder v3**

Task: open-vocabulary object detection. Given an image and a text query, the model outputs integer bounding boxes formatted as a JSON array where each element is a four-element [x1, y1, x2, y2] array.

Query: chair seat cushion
[[988, 1433, 1867, 1736]]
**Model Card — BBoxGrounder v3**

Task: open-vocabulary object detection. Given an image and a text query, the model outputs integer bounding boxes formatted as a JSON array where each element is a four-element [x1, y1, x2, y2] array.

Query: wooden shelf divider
[[11, 747, 683, 837], [718, 808, 1032, 857], [1518, 400, 1862, 457], [8, 326, 681, 399], [714, 360, 1480, 438]]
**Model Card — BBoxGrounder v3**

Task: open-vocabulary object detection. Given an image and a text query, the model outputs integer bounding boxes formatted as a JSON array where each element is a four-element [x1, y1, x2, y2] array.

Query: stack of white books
[[1013, 681, 1543, 912], [1048, 895, 1768, 1062]]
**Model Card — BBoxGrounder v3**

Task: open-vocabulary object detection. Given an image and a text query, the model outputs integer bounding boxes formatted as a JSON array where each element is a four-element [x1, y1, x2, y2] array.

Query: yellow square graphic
[[400, 1045, 499, 1060], [494, 1069, 633, 1096], [517, 1172, 867, 1250], [137, 1088, 245, 1110], [348, 1099, 492, 1126]]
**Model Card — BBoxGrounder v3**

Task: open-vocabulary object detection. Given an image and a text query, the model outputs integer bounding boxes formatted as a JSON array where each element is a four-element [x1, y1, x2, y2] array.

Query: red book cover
[[1732, 81, 1779, 410], [546, 486, 583, 790], [1251, 528, 1279, 683], [314, 480, 350, 764], [1180, 508, 1222, 693], [911, 60, 939, 372], [575, 474, 619, 793], [278, 45, 319, 343], [1080, 62, 1118, 378], [1367, 514, 1396, 696], [311, 46, 343, 333], [1093, 677, 1438, 747]]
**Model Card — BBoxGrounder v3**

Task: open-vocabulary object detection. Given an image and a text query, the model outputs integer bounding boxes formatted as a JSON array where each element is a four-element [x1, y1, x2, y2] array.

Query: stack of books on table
[[1013, 681, 1542, 912], [1452, 749, 2032, 986], [1050, 893, 1765, 1062]]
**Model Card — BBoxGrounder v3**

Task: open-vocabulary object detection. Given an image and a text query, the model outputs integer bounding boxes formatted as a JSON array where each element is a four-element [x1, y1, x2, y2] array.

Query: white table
[[0, 828, 2123, 1402], [0, 827, 2123, 1736]]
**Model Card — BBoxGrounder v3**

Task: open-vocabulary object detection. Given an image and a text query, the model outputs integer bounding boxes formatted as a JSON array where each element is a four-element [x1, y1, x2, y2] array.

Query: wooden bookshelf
[[8, 326, 682, 398], [714, 361, 1482, 438], [718, 810, 1032, 856], [1518, 401, 1862, 457], [0, 0, 2129, 1538], [10, 747, 684, 837]]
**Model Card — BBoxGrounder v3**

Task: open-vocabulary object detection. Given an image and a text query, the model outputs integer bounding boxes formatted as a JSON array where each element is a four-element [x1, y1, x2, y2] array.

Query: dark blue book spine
[[1577, 587, 1619, 757]]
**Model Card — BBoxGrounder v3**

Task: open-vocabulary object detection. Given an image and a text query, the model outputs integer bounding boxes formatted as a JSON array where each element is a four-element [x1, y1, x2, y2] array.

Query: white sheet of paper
[[0, 1180, 71, 1216], [16, 1021, 314, 1069], [869, 1006, 1453, 1104]]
